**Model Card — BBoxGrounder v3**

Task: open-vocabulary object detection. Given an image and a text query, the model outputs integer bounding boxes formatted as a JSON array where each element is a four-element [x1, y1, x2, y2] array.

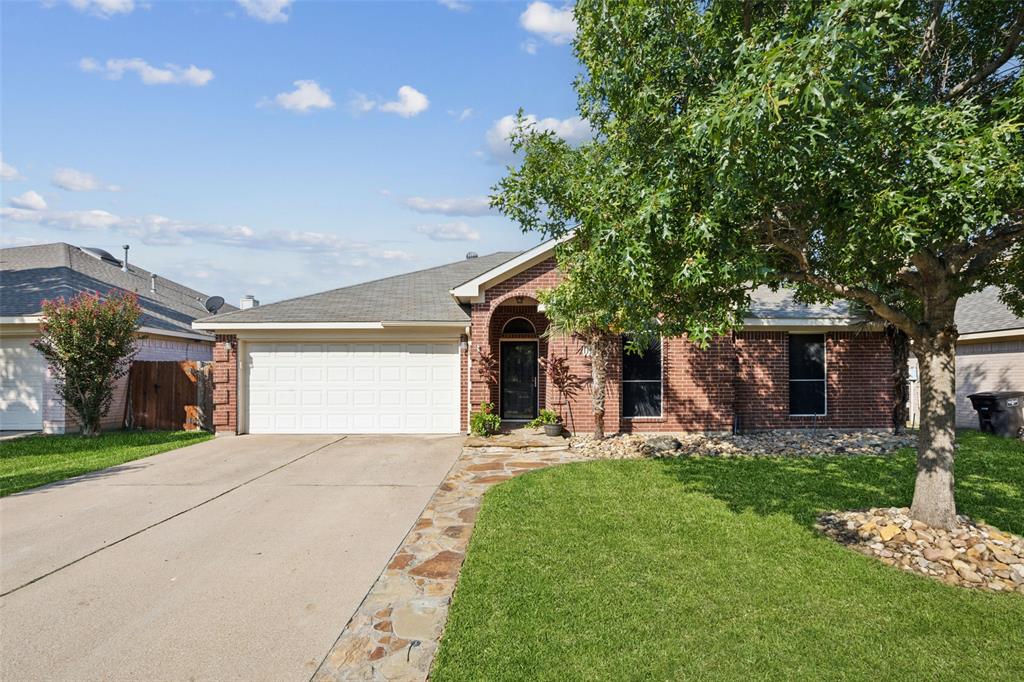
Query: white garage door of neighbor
[[0, 337, 46, 431], [247, 342, 461, 434]]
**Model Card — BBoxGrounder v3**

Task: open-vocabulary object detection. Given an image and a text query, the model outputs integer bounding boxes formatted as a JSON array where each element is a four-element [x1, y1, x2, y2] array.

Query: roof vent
[[465, 251, 478, 259], [122, 244, 129, 272], [240, 295, 259, 310], [80, 247, 122, 267]]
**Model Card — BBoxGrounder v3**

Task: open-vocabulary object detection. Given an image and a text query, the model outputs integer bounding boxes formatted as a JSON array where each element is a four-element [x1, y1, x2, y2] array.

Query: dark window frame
[[621, 336, 663, 419], [501, 316, 537, 336], [788, 333, 827, 416]]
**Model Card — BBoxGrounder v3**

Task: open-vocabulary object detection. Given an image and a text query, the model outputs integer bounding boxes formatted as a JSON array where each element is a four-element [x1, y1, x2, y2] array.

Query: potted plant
[[529, 408, 563, 437], [470, 401, 501, 437]]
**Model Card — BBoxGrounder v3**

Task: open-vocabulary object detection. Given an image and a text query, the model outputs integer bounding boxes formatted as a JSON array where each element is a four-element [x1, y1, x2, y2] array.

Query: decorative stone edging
[[818, 507, 1024, 594], [312, 444, 588, 681]]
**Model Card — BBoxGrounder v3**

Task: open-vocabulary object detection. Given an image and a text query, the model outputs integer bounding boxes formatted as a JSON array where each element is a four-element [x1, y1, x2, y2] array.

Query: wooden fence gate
[[127, 361, 212, 431]]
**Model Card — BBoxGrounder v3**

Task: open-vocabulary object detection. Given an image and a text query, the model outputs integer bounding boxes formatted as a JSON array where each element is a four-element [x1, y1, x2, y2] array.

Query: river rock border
[[817, 507, 1024, 594], [312, 443, 587, 681]]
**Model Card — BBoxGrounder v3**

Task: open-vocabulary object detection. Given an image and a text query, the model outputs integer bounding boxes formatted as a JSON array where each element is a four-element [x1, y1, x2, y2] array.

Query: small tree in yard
[[33, 291, 142, 436], [539, 352, 587, 434], [494, 1, 1024, 528]]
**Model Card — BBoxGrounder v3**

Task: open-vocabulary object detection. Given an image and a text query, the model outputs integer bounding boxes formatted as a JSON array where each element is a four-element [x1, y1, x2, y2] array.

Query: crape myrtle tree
[[493, 0, 1024, 529], [33, 291, 142, 436]]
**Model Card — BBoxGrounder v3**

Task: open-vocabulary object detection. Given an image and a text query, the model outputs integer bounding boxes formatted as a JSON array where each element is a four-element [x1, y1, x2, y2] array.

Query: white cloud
[[438, 0, 470, 11], [351, 86, 430, 118], [79, 57, 214, 86], [262, 80, 335, 113], [415, 222, 480, 242], [236, 0, 292, 23], [52, 167, 122, 192], [0, 154, 23, 181], [0, 206, 415, 261], [485, 113, 591, 160], [401, 196, 492, 217], [379, 86, 430, 118], [520, 2, 576, 44], [447, 107, 473, 122], [521, 39, 539, 55], [9, 191, 47, 211], [66, 0, 135, 18]]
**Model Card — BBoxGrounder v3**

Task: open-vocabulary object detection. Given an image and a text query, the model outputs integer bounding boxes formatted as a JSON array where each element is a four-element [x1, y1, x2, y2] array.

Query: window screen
[[789, 334, 826, 415], [622, 336, 662, 417]]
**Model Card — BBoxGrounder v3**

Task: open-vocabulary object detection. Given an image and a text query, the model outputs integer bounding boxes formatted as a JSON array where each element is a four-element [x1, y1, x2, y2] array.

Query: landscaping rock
[[572, 430, 916, 459], [817, 507, 1024, 595]]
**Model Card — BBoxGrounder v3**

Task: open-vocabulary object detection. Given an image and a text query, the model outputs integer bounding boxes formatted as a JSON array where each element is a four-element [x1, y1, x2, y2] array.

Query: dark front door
[[500, 341, 538, 420]]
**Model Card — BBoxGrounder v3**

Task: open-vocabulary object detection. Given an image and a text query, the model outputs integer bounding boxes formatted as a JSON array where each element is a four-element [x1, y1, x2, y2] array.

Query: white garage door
[[246, 342, 460, 434], [0, 337, 46, 431]]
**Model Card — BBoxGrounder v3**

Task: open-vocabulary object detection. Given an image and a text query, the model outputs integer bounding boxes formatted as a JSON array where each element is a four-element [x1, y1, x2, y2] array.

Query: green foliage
[[433, 431, 1024, 680], [470, 402, 501, 437], [527, 408, 561, 428], [32, 291, 142, 436], [0, 430, 212, 496]]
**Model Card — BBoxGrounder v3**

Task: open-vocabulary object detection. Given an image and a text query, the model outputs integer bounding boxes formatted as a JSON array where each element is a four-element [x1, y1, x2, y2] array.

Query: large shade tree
[[494, 0, 1024, 528]]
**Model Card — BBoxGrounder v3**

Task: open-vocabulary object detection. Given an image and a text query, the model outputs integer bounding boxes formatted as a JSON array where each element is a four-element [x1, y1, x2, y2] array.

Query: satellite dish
[[204, 296, 225, 314]]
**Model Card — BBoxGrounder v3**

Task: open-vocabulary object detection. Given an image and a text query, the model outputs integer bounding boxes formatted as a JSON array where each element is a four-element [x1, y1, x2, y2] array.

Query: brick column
[[212, 334, 238, 434]]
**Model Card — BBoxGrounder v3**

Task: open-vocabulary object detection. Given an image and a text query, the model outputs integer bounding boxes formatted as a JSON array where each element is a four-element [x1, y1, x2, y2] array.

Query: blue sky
[[1, 0, 583, 305]]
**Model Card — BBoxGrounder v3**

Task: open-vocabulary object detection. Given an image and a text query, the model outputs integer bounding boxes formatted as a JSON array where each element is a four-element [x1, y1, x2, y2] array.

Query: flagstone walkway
[[312, 439, 587, 681]]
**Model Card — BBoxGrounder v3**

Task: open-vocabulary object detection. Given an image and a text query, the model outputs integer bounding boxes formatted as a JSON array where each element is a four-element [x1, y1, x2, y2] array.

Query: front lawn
[[0, 430, 212, 496], [433, 431, 1024, 681]]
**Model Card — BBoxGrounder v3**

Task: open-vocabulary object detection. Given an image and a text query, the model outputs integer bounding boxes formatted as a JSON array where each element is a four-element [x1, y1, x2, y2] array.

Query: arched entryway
[[486, 296, 549, 421]]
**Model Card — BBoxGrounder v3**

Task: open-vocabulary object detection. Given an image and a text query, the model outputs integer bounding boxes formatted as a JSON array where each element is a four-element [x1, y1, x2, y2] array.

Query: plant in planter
[[528, 408, 564, 436], [470, 401, 501, 437]]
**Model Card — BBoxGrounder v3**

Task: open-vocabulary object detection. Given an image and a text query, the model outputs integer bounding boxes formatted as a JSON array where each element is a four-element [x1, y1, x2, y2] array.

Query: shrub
[[32, 290, 142, 436], [470, 401, 501, 437]]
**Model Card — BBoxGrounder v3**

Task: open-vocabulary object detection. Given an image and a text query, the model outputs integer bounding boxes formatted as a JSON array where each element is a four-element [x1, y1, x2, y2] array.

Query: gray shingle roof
[[198, 251, 521, 324], [746, 286, 856, 319], [0, 242, 235, 337], [955, 286, 1023, 334]]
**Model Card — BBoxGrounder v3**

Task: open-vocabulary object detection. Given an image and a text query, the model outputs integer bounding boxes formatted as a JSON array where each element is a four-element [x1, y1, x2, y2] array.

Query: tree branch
[[944, 11, 1024, 101]]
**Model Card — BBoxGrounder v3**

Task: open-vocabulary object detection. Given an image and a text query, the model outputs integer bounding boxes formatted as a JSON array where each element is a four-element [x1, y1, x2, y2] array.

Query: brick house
[[0, 242, 233, 433], [194, 239, 895, 436]]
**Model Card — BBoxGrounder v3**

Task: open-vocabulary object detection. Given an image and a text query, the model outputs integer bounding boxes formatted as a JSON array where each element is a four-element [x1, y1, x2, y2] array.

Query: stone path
[[313, 440, 587, 681]]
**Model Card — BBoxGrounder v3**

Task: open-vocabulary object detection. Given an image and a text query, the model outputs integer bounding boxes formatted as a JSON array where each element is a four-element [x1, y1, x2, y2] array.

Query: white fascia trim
[[959, 328, 1024, 342], [192, 320, 467, 331], [140, 326, 215, 342], [450, 233, 574, 301], [742, 317, 880, 330], [0, 315, 43, 324]]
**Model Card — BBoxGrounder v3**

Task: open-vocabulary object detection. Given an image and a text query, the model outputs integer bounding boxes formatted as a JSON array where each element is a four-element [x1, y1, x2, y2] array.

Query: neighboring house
[[0, 242, 235, 433], [908, 287, 1024, 429], [195, 239, 895, 436]]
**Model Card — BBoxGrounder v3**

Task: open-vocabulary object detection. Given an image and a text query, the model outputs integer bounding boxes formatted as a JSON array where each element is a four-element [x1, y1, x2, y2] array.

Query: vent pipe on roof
[[240, 295, 259, 310], [150, 273, 157, 293], [122, 244, 130, 272], [466, 251, 478, 259]]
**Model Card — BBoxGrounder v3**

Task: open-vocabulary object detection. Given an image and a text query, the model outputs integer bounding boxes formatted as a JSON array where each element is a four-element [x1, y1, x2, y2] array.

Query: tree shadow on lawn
[[654, 432, 1024, 536]]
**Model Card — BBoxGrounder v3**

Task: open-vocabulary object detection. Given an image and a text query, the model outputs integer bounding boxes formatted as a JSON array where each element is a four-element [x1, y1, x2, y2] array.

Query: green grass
[[0, 430, 213, 496], [433, 431, 1024, 681]]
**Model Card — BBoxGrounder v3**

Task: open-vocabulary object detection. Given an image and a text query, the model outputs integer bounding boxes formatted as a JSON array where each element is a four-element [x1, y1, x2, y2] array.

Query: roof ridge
[[205, 250, 522, 322]]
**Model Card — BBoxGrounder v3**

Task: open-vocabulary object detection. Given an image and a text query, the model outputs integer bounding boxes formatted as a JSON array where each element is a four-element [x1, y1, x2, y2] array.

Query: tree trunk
[[910, 335, 958, 529], [590, 335, 609, 440]]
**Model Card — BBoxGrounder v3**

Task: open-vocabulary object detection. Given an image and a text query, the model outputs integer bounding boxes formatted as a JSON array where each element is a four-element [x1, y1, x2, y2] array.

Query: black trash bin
[[967, 391, 1024, 438]]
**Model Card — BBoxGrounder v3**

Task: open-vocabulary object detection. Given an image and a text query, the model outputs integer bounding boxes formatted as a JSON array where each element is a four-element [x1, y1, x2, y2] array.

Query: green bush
[[470, 402, 501, 436], [527, 408, 560, 428]]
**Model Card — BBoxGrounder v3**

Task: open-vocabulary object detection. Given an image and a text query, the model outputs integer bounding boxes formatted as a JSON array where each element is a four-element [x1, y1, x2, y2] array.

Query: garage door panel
[[1, 338, 46, 430], [247, 341, 459, 434]]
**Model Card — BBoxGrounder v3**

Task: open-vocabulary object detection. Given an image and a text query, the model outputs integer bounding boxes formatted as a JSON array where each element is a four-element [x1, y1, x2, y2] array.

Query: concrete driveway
[[0, 434, 463, 681]]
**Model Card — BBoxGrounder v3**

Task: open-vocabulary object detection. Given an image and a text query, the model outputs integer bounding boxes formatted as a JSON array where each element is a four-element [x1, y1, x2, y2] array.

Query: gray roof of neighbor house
[[0, 242, 236, 337], [196, 251, 522, 324], [956, 286, 1023, 335], [745, 286, 856, 320]]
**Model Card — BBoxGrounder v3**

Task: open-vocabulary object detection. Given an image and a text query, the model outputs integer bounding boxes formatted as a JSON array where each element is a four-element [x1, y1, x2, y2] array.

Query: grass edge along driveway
[[433, 431, 1024, 681], [1, 431, 213, 496]]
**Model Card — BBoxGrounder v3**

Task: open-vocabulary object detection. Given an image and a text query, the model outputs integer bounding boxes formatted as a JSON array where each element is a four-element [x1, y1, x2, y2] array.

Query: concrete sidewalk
[[0, 434, 462, 682]]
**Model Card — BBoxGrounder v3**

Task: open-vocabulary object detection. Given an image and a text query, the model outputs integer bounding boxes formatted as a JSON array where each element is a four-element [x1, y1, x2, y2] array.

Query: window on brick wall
[[622, 336, 662, 418], [789, 334, 826, 416]]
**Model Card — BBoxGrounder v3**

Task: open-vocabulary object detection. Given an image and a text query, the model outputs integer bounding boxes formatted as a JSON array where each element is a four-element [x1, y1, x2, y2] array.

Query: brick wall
[[211, 334, 238, 434]]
